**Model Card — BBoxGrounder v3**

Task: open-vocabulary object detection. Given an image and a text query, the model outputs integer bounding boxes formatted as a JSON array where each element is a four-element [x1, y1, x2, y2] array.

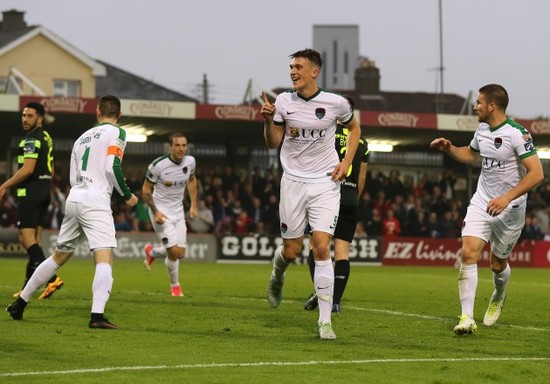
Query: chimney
[[1, 9, 27, 32], [354, 58, 380, 95]]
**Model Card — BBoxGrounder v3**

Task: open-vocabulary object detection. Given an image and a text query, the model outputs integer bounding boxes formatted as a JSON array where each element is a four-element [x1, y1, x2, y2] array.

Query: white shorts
[[279, 175, 340, 239], [462, 203, 525, 258], [149, 208, 187, 248], [56, 201, 117, 251]]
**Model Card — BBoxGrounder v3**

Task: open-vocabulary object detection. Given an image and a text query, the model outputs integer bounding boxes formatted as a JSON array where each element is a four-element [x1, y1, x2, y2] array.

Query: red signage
[[20, 96, 97, 114], [196, 104, 263, 121], [381, 237, 542, 268], [361, 111, 437, 129]]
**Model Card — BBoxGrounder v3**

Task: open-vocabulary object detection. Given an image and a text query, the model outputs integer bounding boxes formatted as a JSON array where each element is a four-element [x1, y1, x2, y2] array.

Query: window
[[53, 80, 81, 97]]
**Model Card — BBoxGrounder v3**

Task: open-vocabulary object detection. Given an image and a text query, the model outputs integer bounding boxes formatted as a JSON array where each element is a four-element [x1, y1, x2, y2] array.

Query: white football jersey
[[273, 89, 353, 181], [67, 123, 131, 209], [145, 154, 196, 216], [469, 118, 538, 208]]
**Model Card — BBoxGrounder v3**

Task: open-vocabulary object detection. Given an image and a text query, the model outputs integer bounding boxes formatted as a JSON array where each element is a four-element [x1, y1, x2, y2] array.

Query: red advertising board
[[360, 110, 437, 129], [196, 104, 263, 121], [20, 96, 97, 114], [381, 237, 544, 268]]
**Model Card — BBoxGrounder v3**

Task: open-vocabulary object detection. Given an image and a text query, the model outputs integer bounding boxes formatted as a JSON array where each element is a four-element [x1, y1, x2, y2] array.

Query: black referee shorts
[[334, 204, 358, 243], [17, 198, 51, 229]]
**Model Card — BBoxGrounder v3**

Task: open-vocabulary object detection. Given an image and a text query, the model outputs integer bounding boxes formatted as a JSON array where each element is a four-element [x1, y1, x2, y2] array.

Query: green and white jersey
[[67, 122, 132, 209], [273, 89, 353, 182], [469, 117, 537, 208], [145, 154, 196, 216]]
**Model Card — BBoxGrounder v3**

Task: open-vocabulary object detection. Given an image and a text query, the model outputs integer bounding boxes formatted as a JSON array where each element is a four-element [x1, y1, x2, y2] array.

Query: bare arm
[[0, 158, 36, 200], [260, 92, 284, 149], [429, 137, 479, 164], [142, 179, 165, 224], [187, 174, 198, 219], [487, 154, 544, 215], [357, 162, 368, 197]]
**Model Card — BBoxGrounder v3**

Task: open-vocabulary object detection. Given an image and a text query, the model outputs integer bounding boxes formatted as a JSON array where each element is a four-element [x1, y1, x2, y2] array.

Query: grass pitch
[[1, 258, 549, 383]]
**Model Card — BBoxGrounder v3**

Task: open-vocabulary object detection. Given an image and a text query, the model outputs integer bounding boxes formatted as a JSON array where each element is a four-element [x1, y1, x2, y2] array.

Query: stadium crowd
[[1, 164, 549, 242]]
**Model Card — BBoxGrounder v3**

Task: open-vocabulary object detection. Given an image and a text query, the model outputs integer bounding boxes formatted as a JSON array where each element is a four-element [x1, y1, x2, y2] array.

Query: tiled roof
[[95, 60, 197, 102]]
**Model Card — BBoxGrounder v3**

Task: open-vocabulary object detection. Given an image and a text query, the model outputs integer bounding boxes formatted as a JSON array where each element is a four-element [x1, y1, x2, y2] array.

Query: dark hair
[[98, 95, 121, 118], [169, 132, 188, 145], [344, 95, 355, 112], [479, 84, 509, 111], [290, 48, 323, 68], [24, 101, 45, 116]]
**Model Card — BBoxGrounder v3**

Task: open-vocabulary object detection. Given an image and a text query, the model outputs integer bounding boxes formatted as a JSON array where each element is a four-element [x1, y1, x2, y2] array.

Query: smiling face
[[289, 57, 319, 96]]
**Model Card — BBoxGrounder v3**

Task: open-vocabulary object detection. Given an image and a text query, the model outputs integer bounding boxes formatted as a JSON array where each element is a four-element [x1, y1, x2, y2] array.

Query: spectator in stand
[[187, 199, 214, 233], [240, 182, 255, 215], [406, 210, 429, 237], [391, 195, 409, 231], [439, 169, 457, 201], [233, 210, 253, 235], [440, 210, 461, 238], [387, 170, 407, 201], [373, 190, 391, 219], [262, 193, 280, 235], [520, 215, 544, 240], [251, 166, 266, 198], [429, 185, 451, 219], [533, 206, 549, 239], [365, 208, 382, 237], [382, 209, 401, 237], [1, 195, 18, 227], [114, 211, 132, 232], [358, 191, 373, 224], [425, 211, 442, 238], [354, 221, 368, 238], [402, 174, 415, 196], [248, 197, 264, 232]]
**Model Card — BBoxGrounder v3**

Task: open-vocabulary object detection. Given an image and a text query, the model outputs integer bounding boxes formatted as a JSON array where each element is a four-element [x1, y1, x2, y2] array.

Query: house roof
[[95, 60, 197, 102]]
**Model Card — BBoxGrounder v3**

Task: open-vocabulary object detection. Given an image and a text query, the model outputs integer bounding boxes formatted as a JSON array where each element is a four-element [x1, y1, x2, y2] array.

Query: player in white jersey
[[142, 133, 198, 297], [6, 95, 138, 329], [430, 84, 544, 335], [261, 48, 361, 340]]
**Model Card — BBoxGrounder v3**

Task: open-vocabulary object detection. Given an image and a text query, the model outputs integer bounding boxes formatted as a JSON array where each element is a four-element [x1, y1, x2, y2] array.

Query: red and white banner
[[381, 237, 546, 268]]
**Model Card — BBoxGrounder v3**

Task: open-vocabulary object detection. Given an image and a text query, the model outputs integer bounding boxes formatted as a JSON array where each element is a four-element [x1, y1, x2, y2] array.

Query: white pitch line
[[1, 357, 549, 378], [228, 296, 549, 332]]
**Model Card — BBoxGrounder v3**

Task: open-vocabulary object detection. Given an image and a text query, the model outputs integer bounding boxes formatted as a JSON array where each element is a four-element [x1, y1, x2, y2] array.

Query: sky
[[3, 0, 550, 119]]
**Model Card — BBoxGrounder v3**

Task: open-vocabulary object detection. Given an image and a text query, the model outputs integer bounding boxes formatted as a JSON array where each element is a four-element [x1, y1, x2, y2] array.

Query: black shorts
[[334, 204, 358, 243], [17, 198, 50, 229]]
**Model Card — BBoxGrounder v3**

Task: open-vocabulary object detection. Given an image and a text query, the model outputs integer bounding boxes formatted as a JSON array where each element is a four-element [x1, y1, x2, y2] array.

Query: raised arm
[[430, 137, 479, 165], [260, 92, 284, 149]]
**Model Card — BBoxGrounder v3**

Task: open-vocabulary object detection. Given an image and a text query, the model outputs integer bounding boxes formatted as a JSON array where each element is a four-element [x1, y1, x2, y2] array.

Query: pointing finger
[[261, 92, 269, 104]]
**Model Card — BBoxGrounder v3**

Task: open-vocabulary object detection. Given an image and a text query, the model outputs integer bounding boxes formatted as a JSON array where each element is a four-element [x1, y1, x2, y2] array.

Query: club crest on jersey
[[290, 127, 300, 138], [280, 222, 288, 234], [315, 108, 326, 119], [182, 166, 188, 174], [494, 137, 502, 149]]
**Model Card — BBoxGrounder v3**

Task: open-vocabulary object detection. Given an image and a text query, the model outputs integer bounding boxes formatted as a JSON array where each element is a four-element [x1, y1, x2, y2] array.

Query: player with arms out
[[261, 48, 361, 339], [0, 102, 64, 300], [6, 95, 138, 329], [430, 84, 544, 335], [142, 133, 198, 297]]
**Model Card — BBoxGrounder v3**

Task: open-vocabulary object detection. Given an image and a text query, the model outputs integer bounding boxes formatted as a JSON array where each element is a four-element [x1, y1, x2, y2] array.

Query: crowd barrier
[[1, 229, 549, 268]]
